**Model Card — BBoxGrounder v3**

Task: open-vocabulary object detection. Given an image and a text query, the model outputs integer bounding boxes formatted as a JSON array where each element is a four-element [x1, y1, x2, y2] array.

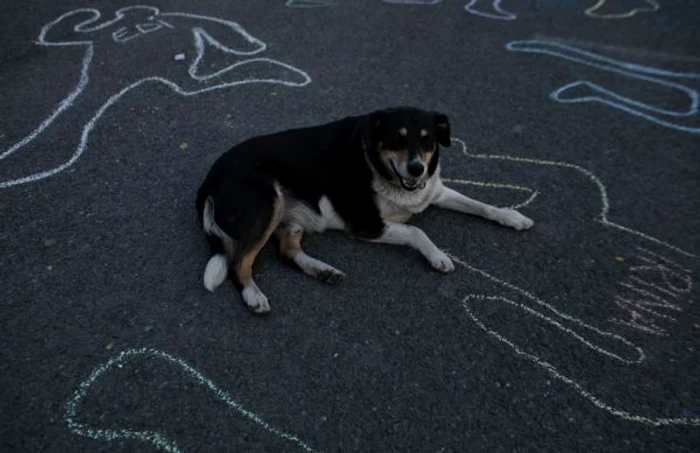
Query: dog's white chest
[[373, 176, 441, 223], [376, 197, 414, 223]]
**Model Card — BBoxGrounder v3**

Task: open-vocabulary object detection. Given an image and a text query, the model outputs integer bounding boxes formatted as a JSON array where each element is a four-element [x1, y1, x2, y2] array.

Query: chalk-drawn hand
[[440, 138, 699, 427], [66, 348, 318, 452], [585, 0, 660, 19], [464, 0, 517, 21], [0, 5, 311, 189], [488, 207, 533, 230], [505, 39, 700, 135]]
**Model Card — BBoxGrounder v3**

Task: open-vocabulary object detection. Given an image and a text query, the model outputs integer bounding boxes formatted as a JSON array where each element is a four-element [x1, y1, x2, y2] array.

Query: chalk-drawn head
[[364, 107, 451, 191]]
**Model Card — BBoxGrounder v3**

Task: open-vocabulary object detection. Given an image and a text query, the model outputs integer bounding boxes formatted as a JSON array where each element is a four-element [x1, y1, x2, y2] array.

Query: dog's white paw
[[429, 250, 455, 273], [491, 208, 534, 231], [242, 284, 270, 314]]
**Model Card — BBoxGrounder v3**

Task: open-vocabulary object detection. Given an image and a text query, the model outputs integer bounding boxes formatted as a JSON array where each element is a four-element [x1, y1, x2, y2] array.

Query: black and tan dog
[[196, 107, 533, 314]]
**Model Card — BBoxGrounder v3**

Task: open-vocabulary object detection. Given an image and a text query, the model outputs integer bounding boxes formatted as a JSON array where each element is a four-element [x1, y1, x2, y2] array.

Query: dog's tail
[[199, 195, 232, 292]]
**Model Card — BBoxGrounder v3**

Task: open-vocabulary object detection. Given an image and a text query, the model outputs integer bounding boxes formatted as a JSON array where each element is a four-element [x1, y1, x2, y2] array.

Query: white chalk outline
[[448, 138, 697, 258], [585, 0, 660, 19], [464, 0, 517, 20], [66, 347, 318, 452], [382, 0, 442, 4], [0, 6, 311, 189], [505, 39, 700, 135], [285, 0, 337, 7], [445, 137, 699, 426]]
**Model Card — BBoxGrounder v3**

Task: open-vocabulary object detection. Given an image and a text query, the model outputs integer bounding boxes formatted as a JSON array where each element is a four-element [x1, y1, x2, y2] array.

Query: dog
[[196, 106, 534, 314]]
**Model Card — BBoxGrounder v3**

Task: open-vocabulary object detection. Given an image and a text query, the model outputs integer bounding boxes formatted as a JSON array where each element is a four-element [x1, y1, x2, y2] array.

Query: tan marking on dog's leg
[[275, 223, 346, 284], [235, 195, 284, 314]]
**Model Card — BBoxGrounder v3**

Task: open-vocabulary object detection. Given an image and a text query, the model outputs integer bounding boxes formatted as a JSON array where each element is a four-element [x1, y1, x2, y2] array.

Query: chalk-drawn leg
[[433, 186, 534, 230], [276, 223, 346, 284], [464, 0, 517, 20], [585, 0, 660, 19], [369, 222, 455, 273], [449, 256, 699, 427], [66, 348, 318, 452], [505, 40, 700, 135]]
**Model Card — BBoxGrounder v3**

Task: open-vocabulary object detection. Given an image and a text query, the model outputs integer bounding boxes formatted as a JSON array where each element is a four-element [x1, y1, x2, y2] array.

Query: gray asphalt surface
[[2, 1, 700, 452]]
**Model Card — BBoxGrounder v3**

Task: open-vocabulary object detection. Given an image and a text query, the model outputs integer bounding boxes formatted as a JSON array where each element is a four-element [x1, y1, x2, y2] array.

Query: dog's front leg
[[367, 222, 455, 273], [433, 186, 534, 231]]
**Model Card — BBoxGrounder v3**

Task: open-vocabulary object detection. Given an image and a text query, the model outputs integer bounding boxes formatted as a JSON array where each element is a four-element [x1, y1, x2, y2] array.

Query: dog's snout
[[407, 160, 425, 177]]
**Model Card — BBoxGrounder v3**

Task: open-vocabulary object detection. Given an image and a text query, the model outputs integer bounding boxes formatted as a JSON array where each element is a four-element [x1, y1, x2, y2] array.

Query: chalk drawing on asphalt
[[464, 0, 517, 20], [505, 39, 700, 135], [286, 0, 337, 7], [445, 137, 699, 427], [0, 5, 311, 189], [382, 0, 442, 4], [585, 0, 659, 19], [66, 347, 319, 452]]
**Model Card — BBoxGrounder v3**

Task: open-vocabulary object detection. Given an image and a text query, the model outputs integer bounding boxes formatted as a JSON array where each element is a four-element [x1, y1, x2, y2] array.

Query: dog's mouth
[[389, 161, 425, 192]]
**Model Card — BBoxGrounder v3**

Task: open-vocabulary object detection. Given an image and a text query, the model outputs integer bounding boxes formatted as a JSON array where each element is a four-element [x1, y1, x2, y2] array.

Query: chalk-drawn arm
[[158, 12, 266, 56], [37, 8, 103, 45], [145, 11, 310, 91]]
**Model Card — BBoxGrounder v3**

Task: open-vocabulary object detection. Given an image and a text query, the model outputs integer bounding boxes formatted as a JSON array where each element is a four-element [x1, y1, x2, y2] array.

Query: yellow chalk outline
[[585, 0, 660, 19]]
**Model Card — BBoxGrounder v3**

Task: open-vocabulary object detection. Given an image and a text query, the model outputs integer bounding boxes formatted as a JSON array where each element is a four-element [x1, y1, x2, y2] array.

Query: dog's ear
[[361, 110, 386, 150], [433, 112, 451, 147]]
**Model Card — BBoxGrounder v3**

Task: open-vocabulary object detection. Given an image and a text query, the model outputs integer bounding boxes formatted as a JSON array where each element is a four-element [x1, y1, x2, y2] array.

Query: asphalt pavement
[[2, 1, 699, 452]]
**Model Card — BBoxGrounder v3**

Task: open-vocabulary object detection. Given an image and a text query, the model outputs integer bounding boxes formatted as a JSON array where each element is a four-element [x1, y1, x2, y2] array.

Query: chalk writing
[[443, 138, 699, 427], [464, 0, 517, 20], [505, 39, 700, 135], [66, 348, 318, 452], [585, 0, 660, 19], [611, 247, 693, 336], [0, 6, 311, 189]]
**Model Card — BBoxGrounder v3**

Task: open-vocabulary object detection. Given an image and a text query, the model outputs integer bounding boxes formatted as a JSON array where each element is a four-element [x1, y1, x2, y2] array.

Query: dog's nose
[[406, 160, 425, 177]]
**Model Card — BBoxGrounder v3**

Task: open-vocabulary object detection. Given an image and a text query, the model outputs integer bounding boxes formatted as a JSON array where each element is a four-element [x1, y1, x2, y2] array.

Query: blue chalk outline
[[506, 40, 700, 134]]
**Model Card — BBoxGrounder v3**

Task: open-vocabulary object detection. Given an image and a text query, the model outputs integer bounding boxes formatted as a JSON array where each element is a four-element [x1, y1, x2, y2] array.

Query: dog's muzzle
[[390, 161, 426, 192]]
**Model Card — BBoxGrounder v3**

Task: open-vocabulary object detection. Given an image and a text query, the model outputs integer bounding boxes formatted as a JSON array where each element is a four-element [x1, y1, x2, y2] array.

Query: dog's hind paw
[[242, 284, 271, 315], [491, 208, 534, 231]]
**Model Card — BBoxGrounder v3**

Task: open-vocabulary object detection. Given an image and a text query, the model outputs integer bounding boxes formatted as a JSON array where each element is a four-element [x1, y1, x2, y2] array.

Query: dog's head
[[362, 107, 451, 192]]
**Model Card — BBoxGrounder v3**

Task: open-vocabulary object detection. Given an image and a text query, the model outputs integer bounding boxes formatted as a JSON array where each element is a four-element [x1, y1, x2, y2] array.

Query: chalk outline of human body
[[64, 139, 698, 453], [443, 138, 699, 427], [505, 39, 700, 135], [0, 5, 311, 189]]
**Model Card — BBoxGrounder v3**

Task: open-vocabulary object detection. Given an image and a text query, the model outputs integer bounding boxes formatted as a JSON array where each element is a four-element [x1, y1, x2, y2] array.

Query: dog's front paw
[[315, 268, 346, 285], [429, 250, 455, 273], [491, 208, 534, 231]]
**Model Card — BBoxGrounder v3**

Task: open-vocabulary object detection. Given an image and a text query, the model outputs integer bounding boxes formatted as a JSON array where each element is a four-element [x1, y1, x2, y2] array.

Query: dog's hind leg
[[229, 187, 286, 315], [276, 222, 346, 284]]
